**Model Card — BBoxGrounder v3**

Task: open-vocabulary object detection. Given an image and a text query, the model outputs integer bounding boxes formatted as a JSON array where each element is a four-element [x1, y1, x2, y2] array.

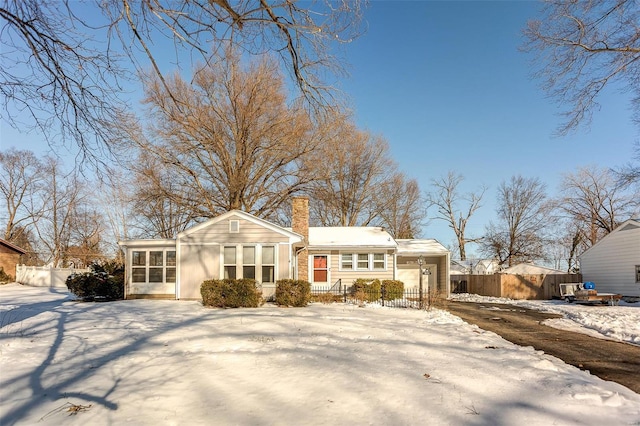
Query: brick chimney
[[292, 196, 309, 280]]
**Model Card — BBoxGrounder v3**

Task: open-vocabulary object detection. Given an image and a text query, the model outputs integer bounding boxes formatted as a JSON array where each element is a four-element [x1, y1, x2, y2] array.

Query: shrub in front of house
[[201, 278, 263, 308], [275, 279, 311, 307], [0, 266, 12, 284], [351, 278, 381, 302], [381, 280, 404, 300], [66, 261, 125, 301]]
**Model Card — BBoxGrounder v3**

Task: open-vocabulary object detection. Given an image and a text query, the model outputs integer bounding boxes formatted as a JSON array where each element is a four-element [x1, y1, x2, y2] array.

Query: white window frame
[[221, 244, 278, 283], [130, 249, 176, 284], [339, 252, 387, 272]]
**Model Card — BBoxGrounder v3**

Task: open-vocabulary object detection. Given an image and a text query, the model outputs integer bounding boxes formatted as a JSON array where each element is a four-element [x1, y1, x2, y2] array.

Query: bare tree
[[481, 175, 548, 267], [124, 49, 321, 222], [375, 174, 426, 239], [0, 148, 44, 242], [427, 171, 486, 261], [556, 166, 639, 246], [307, 115, 396, 227], [130, 153, 197, 238], [523, 0, 640, 135], [31, 157, 85, 266], [1, 0, 364, 160]]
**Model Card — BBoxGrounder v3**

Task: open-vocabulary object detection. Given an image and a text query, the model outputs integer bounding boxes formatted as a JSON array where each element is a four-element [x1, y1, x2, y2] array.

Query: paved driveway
[[444, 301, 640, 394]]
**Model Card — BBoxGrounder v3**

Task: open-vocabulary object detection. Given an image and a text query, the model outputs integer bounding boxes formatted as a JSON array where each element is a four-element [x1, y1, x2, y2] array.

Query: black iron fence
[[310, 286, 439, 309]]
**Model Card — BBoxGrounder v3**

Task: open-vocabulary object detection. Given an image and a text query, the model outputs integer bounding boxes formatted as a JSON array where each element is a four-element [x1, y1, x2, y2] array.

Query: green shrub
[[201, 278, 263, 308], [0, 266, 12, 283], [275, 279, 311, 307], [351, 278, 381, 302], [381, 280, 404, 300], [66, 261, 124, 301]]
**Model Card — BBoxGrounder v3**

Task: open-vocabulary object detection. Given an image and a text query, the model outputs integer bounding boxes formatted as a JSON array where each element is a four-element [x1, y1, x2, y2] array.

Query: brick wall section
[[292, 196, 309, 281], [0, 246, 21, 279]]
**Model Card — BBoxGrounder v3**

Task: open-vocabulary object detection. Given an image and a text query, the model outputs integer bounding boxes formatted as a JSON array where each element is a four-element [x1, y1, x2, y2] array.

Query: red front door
[[313, 255, 328, 283]]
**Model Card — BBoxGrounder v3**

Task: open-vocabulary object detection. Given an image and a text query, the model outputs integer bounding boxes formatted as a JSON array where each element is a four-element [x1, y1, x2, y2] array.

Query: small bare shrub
[[201, 278, 263, 308], [275, 279, 311, 307]]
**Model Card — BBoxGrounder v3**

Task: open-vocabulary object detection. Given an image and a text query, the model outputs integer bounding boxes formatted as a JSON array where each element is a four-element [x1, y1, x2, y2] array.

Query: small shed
[[0, 238, 26, 281], [579, 218, 640, 297]]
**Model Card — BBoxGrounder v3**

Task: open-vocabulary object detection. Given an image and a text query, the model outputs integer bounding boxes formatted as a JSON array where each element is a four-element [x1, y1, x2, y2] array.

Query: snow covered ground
[[1, 283, 639, 426], [450, 293, 640, 346]]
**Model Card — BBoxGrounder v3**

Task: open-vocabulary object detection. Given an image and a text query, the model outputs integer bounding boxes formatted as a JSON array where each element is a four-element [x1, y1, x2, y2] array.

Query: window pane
[[243, 246, 255, 264], [262, 246, 274, 264], [166, 267, 176, 283], [166, 251, 176, 267], [224, 246, 236, 264], [314, 256, 327, 268], [341, 253, 353, 269], [373, 253, 385, 270], [132, 251, 146, 266], [357, 253, 369, 269], [224, 266, 236, 279], [243, 266, 256, 279], [149, 268, 163, 282], [314, 269, 328, 282], [132, 268, 146, 282], [149, 251, 163, 266], [262, 266, 274, 283]]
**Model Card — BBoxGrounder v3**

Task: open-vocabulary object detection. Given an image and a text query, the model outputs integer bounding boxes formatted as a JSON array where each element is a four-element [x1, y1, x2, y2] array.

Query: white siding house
[[579, 219, 640, 297], [118, 198, 452, 300]]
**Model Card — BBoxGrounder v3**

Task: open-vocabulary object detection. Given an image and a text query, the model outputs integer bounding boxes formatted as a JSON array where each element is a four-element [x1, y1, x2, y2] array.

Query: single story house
[[0, 238, 26, 281], [579, 218, 640, 297], [118, 197, 451, 300]]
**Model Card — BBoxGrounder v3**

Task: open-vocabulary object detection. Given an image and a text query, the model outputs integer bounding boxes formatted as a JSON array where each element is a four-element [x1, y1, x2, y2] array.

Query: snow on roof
[[501, 263, 566, 275], [308, 227, 396, 249], [396, 239, 449, 255]]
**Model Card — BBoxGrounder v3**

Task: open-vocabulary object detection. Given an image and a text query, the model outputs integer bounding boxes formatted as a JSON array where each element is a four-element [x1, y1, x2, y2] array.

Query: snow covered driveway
[[1, 284, 640, 425]]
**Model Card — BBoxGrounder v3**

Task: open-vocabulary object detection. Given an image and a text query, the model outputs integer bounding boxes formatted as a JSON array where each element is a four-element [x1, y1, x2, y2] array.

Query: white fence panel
[[15, 265, 90, 289]]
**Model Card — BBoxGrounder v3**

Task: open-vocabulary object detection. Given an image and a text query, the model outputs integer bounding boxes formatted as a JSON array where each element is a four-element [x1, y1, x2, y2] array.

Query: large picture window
[[223, 244, 276, 282], [131, 250, 176, 283]]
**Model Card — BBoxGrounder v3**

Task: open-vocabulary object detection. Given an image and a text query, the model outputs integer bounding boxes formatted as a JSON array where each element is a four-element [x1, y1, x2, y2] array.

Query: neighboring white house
[[579, 218, 640, 297], [118, 197, 451, 300]]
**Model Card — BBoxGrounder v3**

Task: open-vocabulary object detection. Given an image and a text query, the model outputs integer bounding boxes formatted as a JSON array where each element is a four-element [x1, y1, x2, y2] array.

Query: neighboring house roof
[[501, 263, 565, 275], [396, 239, 449, 256], [0, 238, 26, 254], [579, 218, 640, 260], [308, 227, 396, 250]]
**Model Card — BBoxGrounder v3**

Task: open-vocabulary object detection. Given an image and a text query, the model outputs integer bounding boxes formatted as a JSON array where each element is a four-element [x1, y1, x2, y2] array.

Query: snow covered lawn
[[450, 293, 640, 346], [1, 284, 639, 425]]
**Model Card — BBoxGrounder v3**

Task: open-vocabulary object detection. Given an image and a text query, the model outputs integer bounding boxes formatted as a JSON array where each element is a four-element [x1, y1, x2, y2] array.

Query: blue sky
[[1, 1, 638, 256], [339, 1, 638, 253]]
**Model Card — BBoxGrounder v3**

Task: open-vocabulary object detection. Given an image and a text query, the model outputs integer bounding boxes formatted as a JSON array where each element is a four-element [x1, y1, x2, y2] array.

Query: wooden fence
[[450, 273, 582, 300], [16, 265, 90, 289]]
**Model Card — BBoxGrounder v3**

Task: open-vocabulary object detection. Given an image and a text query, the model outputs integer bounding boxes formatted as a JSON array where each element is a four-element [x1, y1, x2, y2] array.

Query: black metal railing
[[310, 286, 435, 309]]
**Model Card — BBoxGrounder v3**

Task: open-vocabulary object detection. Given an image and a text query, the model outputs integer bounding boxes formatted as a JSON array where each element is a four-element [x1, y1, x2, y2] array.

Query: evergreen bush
[[201, 278, 263, 308], [381, 280, 404, 300], [66, 261, 124, 301], [0, 266, 13, 283], [275, 279, 311, 307], [351, 278, 381, 302]]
